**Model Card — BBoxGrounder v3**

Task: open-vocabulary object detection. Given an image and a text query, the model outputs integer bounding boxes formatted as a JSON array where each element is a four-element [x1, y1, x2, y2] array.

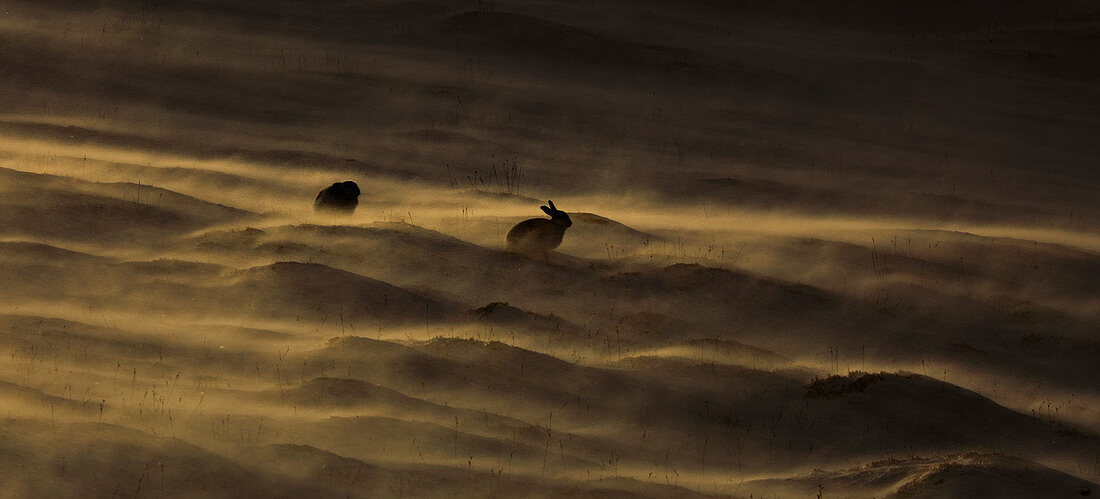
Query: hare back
[[314, 183, 359, 212], [506, 218, 567, 251]]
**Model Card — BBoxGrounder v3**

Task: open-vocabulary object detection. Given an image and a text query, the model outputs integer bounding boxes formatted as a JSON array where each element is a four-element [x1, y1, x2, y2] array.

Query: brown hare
[[506, 200, 572, 259], [314, 181, 360, 214]]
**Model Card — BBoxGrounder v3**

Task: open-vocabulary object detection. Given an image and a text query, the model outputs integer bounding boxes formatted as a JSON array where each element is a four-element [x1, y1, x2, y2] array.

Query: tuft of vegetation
[[805, 372, 895, 399]]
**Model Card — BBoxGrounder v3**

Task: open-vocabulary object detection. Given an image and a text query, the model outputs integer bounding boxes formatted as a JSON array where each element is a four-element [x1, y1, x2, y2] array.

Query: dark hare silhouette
[[506, 200, 572, 259], [313, 181, 360, 214]]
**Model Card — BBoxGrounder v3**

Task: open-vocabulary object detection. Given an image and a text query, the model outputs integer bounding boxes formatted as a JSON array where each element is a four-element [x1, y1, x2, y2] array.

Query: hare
[[506, 200, 572, 259], [314, 181, 360, 214]]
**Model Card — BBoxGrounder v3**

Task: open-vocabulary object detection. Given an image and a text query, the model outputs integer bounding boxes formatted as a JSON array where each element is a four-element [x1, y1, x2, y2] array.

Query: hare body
[[506, 200, 572, 258], [314, 181, 360, 214]]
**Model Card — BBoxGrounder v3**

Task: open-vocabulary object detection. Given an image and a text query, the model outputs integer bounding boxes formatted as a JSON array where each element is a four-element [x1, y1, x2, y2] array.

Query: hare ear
[[540, 205, 553, 216], [547, 200, 556, 211]]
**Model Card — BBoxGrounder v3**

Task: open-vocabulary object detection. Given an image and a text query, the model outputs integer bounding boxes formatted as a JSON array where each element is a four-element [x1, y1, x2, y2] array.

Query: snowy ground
[[0, 1, 1097, 497]]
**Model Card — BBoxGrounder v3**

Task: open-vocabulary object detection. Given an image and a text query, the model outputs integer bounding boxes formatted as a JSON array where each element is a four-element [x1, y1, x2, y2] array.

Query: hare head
[[540, 200, 572, 227]]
